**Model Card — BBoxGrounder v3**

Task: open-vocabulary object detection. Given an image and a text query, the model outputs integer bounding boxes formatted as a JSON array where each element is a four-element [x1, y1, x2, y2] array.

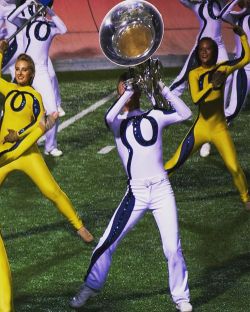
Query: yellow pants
[[0, 136, 84, 311], [0, 234, 13, 312], [0, 145, 83, 229], [165, 117, 249, 203]]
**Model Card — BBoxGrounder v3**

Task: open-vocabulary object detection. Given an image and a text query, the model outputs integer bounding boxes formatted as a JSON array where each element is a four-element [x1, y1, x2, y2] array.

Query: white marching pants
[[84, 173, 190, 304], [32, 66, 59, 152], [48, 58, 62, 107]]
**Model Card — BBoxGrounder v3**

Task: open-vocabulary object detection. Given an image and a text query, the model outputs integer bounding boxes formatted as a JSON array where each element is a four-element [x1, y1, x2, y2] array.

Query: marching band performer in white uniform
[[222, 0, 250, 121], [19, 1, 66, 117], [0, 0, 24, 79], [69, 73, 193, 312], [8, 0, 66, 156], [170, 0, 236, 157]]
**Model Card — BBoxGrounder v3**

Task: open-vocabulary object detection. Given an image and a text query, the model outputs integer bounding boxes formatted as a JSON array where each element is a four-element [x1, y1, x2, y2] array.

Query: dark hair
[[117, 71, 141, 96], [195, 37, 218, 66], [117, 71, 141, 108]]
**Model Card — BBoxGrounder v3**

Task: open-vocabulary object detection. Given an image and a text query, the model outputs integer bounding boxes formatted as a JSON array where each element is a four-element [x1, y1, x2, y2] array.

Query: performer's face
[[15, 60, 33, 86], [198, 40, 215, 67]]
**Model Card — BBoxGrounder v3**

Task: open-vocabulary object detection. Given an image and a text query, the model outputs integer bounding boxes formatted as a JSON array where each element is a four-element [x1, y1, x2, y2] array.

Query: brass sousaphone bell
[[99, 0, 168, 108]]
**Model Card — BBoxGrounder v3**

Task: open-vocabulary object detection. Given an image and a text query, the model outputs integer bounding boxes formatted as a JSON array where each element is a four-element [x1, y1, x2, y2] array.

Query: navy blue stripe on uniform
[[84, 187, 135, 281], [120, 118, 133, 179], [170, 50, 197, 92], [197, 1, 207, 41], [166, 118, 197, 175], [227, 68, 247, 123], [4, 90, 40, 136], [18, 95, 40, 135], [2, 37, 17, 69], [0, 140, 22, 158]]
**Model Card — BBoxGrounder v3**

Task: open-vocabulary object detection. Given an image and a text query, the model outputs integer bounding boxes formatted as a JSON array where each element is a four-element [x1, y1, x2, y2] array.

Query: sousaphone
[[99, 0, 168, 108]]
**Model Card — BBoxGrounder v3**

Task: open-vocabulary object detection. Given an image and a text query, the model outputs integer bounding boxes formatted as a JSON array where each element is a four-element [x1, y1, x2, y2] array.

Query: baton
[[7, 0, 52, 43]]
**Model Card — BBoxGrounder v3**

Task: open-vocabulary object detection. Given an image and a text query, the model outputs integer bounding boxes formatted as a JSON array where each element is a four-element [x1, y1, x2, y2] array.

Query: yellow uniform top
[[0, 52, 45, 153], [188, 34, 250, 126]]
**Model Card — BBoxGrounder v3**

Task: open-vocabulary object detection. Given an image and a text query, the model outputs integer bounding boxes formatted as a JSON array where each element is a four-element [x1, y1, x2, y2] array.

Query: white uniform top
[[7, 2, 67, 67], [24, 15, 67, 66], [105, 88, 192, 180]]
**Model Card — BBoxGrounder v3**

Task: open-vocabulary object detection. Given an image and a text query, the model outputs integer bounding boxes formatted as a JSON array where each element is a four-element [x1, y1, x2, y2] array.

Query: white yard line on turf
[[38, 91, 116, 144], [98, 145, 115, 154]]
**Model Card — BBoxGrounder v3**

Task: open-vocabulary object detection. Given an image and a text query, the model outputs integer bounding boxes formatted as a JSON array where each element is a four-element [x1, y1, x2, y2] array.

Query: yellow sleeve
[[0, 126, 44, 167], [0, 52, 14, 97], [18, 92, 45, 139], [188, 70, 213, 105]]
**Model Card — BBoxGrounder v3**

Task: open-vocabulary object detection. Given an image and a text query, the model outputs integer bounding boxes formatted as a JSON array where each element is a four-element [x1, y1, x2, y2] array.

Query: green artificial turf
[[0, 68, 249, 311]]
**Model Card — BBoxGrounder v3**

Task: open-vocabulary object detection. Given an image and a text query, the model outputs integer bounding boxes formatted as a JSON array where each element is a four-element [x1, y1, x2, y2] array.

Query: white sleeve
[[219, 0, 240, 23], [50, 15, 67, 35], [179, 0, 196, 10], [0, 27, 7, 40], [156, 86, 192, 126], [105, 90, 134, 128], [7, 2, 29, 26]]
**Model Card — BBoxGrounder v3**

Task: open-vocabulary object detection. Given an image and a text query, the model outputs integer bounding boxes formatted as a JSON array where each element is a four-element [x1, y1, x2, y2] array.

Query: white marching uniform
[[8, 2, 67, 152], [0, 2, 24, 78], [170, 0, 234, 102], [28, 13, 66, 151], [84, 87, 192, 304], [222, 5, 250, 121]]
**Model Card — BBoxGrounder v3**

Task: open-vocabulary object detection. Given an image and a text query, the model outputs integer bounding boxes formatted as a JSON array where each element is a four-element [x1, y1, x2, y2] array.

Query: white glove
[[124, 78, 135, 91]]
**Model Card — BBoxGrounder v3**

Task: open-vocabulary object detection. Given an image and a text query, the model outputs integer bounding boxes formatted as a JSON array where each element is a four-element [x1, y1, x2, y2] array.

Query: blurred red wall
[[51, 0, 234, 61]]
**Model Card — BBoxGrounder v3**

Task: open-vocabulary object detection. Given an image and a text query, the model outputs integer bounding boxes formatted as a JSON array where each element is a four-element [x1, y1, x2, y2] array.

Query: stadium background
[[50, 0, 236, 71]]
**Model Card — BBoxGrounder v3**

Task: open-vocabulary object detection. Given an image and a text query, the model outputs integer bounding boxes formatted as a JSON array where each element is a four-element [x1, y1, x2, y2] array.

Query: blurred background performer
[[222, 0, 250, 121], [169, 0, 237, 157], [18, 0, 66, 117], [0, 0, 24, 79], [164, 25, 250, 210], [8, 0, 66, 157]]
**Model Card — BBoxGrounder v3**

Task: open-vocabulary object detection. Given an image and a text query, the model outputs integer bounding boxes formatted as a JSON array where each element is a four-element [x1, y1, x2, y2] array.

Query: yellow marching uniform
[[165, 34, 250, 203], [0, 234, 13, 312], [0, 52, 83, 312]]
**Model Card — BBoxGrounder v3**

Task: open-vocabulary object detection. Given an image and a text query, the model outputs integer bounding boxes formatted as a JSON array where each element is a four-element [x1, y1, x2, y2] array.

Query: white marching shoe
[[199, 142, 211, 158], [58, 106, 66, 117], [44, 148, 63, 157], [176, 301, 193, 312], [69, 284, 98, 308]]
